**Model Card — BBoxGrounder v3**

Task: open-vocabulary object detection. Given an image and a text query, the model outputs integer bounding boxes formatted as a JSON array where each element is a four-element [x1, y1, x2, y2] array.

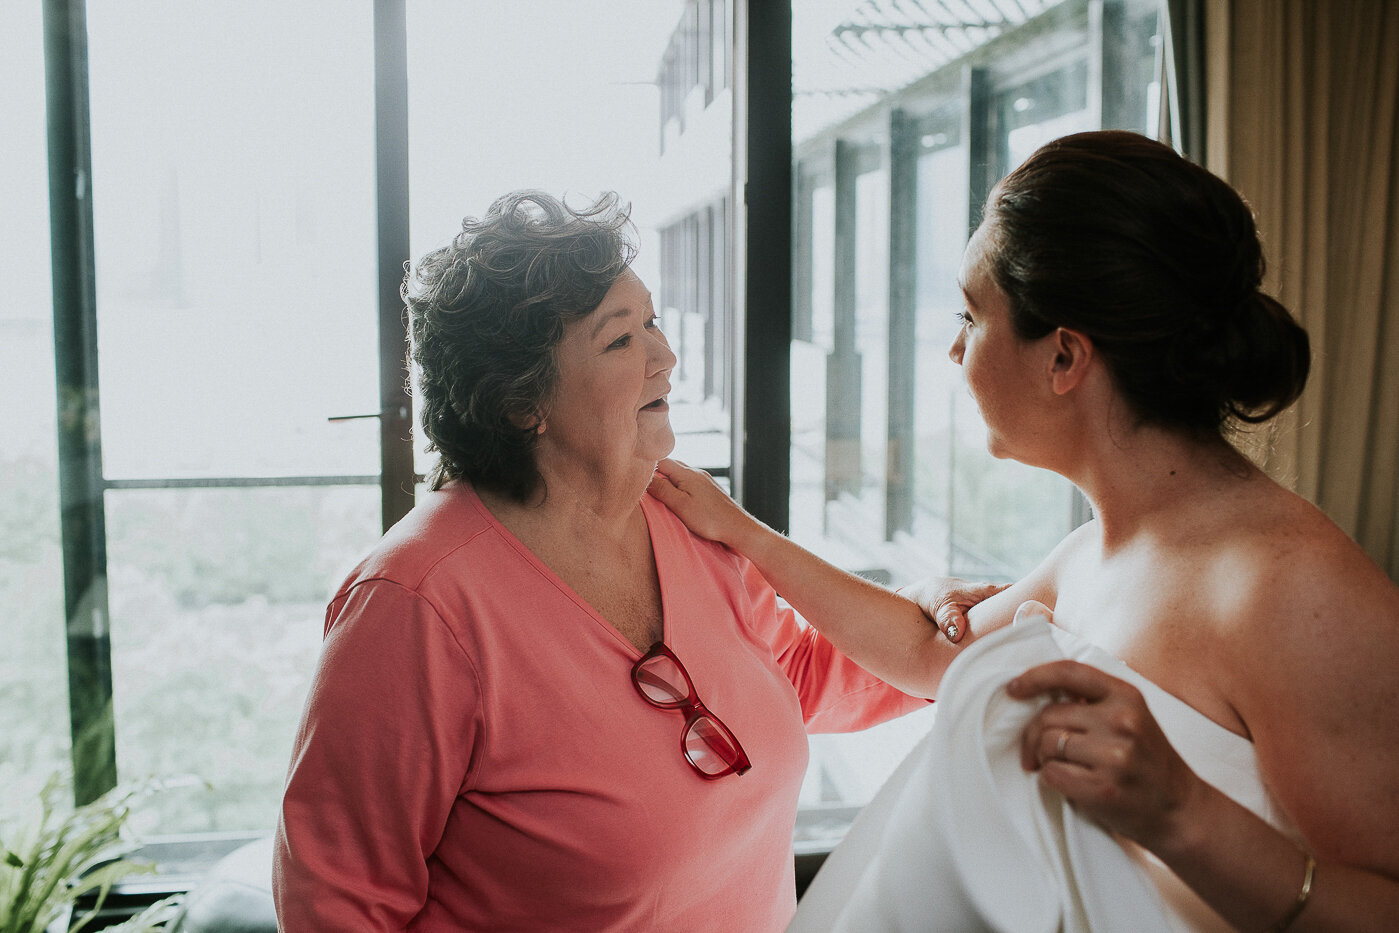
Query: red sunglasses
[[631, 642, 752, 780]]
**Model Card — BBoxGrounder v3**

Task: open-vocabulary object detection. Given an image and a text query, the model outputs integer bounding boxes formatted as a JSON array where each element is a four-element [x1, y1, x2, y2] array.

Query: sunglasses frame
[[631, 641, 752, 780]]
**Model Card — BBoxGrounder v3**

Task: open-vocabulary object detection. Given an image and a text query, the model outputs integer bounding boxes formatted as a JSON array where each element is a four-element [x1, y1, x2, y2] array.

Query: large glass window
[[81, 0, 385, 835], [18, 0, 729, 842], [407, 0, 731, 477], [0, 0, 69, 810], [10, 0, 1177, 872], [787, 0, 1168, 844]]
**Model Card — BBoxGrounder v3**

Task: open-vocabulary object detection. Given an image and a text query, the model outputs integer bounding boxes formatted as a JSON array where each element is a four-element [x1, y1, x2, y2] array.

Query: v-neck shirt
[[274, 482, 925, 931]]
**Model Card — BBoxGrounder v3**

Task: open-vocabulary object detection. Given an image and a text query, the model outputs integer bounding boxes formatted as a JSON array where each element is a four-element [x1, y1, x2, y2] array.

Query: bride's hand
[[1006, 605, 1205, 851], [901, 577, 1008, 643], [648, 458, 762, 550]]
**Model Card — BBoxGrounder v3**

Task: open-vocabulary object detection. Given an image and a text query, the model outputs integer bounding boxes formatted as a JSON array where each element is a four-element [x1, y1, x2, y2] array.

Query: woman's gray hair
[[402, 190, 636, 501]]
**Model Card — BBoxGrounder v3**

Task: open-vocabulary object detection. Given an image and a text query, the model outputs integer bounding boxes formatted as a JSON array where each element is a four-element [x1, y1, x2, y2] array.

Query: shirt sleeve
[[273, 579, 482, 931], [734, 556, 930, 734]]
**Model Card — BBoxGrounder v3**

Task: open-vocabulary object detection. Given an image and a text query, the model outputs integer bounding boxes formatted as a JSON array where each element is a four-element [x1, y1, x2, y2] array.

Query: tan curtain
[[1208, 0, 1399, 580]]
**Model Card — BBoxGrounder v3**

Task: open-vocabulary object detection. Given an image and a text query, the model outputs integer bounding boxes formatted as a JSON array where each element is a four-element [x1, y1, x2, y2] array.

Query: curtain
[[1208, 0, 1399, 580]]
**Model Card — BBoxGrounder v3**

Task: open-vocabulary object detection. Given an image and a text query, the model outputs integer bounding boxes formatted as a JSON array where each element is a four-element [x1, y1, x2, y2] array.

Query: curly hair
[[982, 130, 1309, 435], [402, 190, 637, 501]]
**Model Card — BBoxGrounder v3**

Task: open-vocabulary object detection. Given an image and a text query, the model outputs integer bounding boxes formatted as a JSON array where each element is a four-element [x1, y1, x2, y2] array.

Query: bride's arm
[[649, 458, 1014, 696], [1008, 548, 1399, 931]]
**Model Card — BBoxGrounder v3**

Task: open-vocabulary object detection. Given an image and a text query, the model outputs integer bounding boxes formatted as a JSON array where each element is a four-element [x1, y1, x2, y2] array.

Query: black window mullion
[[374, 0, 415, 532], [737, 0, 792, 531], [886, 108, 919, 540], [43, 0, 117, 806]]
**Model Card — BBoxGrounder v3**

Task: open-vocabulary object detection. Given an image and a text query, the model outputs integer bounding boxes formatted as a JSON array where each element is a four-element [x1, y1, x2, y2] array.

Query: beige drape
[[1207, 0, 1399, 581]]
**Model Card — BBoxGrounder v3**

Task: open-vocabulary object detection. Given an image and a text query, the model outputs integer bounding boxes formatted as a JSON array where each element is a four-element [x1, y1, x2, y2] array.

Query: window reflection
[[785, 0, 1168, 840]]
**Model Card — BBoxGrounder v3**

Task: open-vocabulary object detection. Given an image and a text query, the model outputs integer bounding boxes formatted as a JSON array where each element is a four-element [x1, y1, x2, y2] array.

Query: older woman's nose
[[948, 329, 966, 365], [649, 328, 678, 374]]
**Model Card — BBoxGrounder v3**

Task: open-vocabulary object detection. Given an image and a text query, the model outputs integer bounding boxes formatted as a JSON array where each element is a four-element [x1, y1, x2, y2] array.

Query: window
[[1, 0, 69, 810], [408, 0, 730, 478], [781, 0, 1169, 844], [11, 0, 1173, 872], [14, 0, 731, 842], [72, 0, 386, 832]]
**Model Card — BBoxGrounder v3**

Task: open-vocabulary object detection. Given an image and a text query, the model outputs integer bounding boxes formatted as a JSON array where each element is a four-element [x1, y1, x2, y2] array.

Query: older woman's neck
[[488, 462, 654, 540]]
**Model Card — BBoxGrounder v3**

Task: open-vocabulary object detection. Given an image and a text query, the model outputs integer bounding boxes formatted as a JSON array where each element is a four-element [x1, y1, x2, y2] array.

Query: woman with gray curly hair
[[272, 190, 997, 931]]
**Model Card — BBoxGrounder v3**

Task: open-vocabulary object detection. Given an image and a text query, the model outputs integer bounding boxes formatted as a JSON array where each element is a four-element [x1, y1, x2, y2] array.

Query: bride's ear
[[1048, 327, 1093, 396]]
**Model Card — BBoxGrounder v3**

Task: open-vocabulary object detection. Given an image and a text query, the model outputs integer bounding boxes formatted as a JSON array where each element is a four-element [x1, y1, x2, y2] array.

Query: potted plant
[[1, 773, 182, 933]]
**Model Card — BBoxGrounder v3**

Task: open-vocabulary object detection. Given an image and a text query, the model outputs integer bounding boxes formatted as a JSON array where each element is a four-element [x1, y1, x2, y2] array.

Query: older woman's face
[[538, 269, 678, 479]]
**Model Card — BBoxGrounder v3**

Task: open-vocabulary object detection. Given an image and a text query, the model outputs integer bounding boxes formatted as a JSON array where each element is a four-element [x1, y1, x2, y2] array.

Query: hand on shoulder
[[648, 458, 765, 552]]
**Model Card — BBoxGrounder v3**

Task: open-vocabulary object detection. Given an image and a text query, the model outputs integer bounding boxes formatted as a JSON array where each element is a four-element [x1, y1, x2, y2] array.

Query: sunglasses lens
[[684, 715, 745, 776], [634, 653, 689, 706]]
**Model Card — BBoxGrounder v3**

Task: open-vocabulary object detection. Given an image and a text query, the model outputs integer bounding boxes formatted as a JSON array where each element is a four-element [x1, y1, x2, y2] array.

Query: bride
[[649, 131, 1399, 931]]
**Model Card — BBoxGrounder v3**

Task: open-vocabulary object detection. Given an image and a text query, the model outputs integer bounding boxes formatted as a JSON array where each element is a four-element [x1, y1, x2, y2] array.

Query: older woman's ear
[[508, 411, 546, 434]]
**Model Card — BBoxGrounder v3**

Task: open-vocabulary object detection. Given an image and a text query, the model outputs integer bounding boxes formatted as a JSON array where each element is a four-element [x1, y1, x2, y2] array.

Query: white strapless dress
[[789, 615, 1288, 933]]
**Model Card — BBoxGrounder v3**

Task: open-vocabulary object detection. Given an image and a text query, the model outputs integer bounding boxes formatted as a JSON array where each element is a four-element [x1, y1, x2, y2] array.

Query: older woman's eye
[[607, 333, 632, 350], [954, 310, 972, 327]]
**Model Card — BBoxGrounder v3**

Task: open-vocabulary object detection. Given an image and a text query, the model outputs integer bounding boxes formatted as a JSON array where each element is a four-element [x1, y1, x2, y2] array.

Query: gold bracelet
[[1266, 852, 1316, 933]]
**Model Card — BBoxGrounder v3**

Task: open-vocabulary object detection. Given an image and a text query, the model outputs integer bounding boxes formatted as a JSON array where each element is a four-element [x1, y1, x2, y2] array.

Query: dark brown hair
[[982, 130, 1309, 434], [402, 190, 636, 501]]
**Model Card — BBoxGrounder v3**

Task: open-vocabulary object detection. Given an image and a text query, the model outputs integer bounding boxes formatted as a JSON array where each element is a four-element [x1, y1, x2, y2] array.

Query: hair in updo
[[402, 190, 636, 501], [981, 130, 1309, 435]]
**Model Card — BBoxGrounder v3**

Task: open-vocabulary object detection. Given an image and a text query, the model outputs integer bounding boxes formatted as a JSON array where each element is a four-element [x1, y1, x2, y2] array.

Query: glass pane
[[107, 486, 381, 834], [77, 0, 388, 835], [0, 1, 71, 807], [406, 0, 732, 475], [790, 0, 1166, 837], [86, 1, 380, 481]]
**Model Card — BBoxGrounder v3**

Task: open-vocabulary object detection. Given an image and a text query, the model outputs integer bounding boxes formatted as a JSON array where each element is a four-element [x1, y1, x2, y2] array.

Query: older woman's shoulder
[[339, 483, 505, 595]]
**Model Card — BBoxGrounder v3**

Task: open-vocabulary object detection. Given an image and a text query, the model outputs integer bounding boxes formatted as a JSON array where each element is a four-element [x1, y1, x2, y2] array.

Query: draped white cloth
[[789, 615, 1286, 933]]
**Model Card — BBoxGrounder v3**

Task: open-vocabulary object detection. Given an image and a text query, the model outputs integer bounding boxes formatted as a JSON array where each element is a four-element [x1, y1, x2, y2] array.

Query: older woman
[[651, 132, 1399, 930], [271, 191, 993, 931]]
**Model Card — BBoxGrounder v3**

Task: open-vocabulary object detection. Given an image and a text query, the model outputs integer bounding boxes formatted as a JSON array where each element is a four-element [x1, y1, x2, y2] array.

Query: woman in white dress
[[650, 131, 1399, 931]]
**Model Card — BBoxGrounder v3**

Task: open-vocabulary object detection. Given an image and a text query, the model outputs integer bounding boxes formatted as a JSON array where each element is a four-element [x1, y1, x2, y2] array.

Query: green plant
[[97, 895, 183, 933], [0, 773, 181, 933]]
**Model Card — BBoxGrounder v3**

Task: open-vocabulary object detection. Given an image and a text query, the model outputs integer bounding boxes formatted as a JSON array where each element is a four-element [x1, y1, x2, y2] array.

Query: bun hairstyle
[[982, 130, 1309, 435], [402, 190, 636, 501]]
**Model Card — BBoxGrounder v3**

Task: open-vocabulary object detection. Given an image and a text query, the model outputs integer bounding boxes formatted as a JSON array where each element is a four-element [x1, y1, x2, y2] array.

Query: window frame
[[39, 0, 1190, 871], [43, 0, 416, 806]]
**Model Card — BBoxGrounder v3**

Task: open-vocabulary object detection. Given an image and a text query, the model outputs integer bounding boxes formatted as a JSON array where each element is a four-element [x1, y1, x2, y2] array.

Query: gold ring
[[1056, 729, 1070, 760]]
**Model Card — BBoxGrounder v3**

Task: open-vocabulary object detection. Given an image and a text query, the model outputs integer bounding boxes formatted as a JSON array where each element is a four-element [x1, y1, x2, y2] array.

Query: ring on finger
[[1055, 729, 1070, 760]]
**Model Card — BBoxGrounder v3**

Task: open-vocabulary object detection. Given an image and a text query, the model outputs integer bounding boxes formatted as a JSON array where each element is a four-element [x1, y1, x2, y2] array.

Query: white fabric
[[789, 615, 1282, 933]]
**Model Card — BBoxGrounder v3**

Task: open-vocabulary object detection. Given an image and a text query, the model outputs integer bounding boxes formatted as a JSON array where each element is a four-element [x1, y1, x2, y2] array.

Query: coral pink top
[[274, 483, 924, 931]]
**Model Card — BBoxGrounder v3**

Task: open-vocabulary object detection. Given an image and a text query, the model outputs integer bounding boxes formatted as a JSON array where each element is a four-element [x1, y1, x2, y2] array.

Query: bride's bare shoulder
[[1205, 481, 1399, 723], [1228, 485, 1398, 621], [1214, 481, 1399, 870], [964, 520, 1100, 633]]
